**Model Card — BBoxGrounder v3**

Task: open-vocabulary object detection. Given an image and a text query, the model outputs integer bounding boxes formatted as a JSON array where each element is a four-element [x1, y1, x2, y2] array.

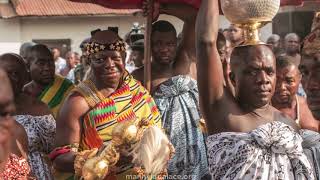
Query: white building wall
[[0, 18, 21, 54], [20, 16, 145, 53], [0, 14, 272, 55]]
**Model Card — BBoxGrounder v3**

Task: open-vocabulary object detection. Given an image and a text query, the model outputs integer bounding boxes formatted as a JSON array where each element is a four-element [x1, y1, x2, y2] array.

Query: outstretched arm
[[196, 0, 225, 132]]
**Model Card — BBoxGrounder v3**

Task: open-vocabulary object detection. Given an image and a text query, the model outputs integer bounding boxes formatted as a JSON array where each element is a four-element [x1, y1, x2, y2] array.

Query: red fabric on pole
[[281, 0, 303, 6], [281, 0, 320, 6], [71, 0, 320, 13], [89, 0, 201, 9]]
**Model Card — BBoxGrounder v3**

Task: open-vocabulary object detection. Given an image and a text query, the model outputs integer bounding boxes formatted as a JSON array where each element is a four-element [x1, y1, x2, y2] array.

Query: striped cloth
[[38, 75, 74, 118], [56, 72, 161, 180]]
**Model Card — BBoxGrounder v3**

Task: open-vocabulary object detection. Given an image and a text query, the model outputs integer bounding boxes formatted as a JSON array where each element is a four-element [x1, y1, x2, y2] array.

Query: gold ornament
[[220, 0, 280, 46]]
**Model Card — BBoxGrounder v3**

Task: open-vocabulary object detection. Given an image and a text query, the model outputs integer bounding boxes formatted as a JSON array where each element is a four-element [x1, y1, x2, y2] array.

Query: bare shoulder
[[297, 96, 308, 105], [58, 92, 90, 119], [273, 109, 300, 132], [298, 96, 320, 131]]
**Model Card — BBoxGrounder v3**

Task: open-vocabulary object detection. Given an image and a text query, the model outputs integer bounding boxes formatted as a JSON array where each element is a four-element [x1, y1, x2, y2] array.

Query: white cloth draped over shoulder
[[206, 121, 314, 180]]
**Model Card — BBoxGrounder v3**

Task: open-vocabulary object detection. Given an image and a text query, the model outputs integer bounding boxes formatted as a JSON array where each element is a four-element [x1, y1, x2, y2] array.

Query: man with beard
[[50, 29, 161, 179], [23, 44, 74, 118], [0, 68, 32, 179], [196, 0, 314, 179], [281, 33, 301, 66], [133, 1, 210, 179]]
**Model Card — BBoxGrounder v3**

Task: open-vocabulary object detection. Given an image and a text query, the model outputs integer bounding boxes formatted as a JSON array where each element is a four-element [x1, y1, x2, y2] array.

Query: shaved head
[[230, 45, 276, 108], [230, 45, 275, 72]]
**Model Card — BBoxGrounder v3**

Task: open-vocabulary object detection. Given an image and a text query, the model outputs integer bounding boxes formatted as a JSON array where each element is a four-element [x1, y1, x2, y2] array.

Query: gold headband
[[85, 40, 126, 56]]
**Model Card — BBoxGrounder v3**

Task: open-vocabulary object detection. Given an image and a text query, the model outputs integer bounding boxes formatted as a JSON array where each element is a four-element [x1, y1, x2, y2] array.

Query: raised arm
[[160, 3, 197, 75], [196, 0, 225, 131]]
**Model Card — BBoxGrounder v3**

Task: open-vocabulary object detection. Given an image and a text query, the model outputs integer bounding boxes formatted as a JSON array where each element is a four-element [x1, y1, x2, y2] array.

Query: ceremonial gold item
[[220, 0, 280, 45]]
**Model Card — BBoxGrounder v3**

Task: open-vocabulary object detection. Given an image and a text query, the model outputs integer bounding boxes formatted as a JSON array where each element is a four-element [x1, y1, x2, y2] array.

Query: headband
[[85, 40, 126, 56]]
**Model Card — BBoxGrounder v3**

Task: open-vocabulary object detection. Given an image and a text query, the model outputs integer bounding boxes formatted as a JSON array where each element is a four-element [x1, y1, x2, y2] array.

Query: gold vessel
[[220, 0, 280, 45]]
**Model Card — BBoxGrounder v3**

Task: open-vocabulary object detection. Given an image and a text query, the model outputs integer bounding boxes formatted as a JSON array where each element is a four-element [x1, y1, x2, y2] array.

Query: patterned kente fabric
[[0, 154, 34, 179], [57, 72, 161, 179], [153, 75, 210, 180], [38, 75, 74, 118], [206, 121, 315, 180]]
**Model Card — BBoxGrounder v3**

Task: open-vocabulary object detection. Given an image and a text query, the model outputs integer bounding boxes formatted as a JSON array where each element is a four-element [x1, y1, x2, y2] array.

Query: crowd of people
[[0, 0, 320, 179]]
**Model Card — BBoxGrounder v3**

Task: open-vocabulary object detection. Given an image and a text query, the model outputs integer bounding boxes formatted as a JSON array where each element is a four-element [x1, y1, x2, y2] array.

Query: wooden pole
[[144, 0, 153, 92]]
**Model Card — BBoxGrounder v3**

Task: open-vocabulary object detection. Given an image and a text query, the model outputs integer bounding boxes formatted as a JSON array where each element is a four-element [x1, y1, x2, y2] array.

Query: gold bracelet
[[74, 148, 98, 177]]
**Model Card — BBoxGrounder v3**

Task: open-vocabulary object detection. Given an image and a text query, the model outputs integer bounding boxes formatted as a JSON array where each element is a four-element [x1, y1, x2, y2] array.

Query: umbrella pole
[[144, 0, 153, 92]]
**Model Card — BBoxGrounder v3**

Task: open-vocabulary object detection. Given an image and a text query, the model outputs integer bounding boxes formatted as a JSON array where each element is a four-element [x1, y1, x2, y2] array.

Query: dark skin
[[267, 35, 281, 56], [130, 50, 144, 68], [132, 2, 197, 93], [0, 69, 25, 172], [0, 55, 30, 160], [23, 50, 56, 97], [53, 31, 127, 172], [228, 24, 244, 47], [196, 0, 299, 135], [283, 34, 301, 66], [0, 54, 51, 116], [272, 64, 319, 131], [300, 54, 320, 120]]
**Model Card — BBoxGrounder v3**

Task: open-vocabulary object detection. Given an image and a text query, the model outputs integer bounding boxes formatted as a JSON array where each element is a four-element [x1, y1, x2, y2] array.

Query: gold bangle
[[74, 148, 98, 177]]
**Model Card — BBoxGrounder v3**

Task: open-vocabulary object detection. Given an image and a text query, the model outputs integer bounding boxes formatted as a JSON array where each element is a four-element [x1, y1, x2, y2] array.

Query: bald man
[[282, 33, 301, 66]]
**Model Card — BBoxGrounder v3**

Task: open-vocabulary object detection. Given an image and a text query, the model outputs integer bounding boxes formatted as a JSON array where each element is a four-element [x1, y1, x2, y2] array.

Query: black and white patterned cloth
[[153, 75, 210, 180], [206, 121, 314, 180], [15, 115, 56, 180], [301, 129, 320, 180]]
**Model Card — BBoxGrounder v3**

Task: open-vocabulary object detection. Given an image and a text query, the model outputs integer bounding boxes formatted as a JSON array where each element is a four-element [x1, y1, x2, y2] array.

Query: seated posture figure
[[196, 0, 314, 179], [0, 53, 56, 179], [51, 30, 162, 179]]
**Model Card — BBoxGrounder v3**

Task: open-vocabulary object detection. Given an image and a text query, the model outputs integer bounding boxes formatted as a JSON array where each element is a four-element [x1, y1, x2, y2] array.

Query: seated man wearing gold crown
[[50, 29, 162, 179]]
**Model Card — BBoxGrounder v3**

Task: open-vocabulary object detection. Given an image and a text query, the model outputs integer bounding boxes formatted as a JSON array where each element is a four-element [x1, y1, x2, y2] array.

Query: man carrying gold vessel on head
[[49, 29, 173, 180], [196, 0, 315, 179]]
